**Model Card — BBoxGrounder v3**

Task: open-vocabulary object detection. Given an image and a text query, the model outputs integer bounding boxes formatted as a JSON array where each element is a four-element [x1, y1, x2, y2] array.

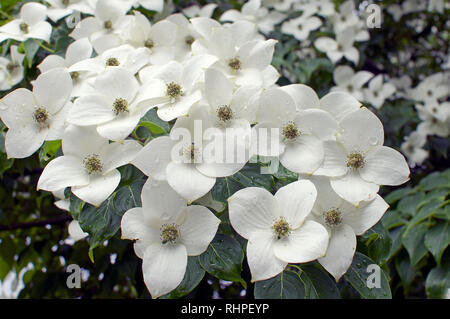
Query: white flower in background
[[183, 3, 217, 18], [0, 2, 52, 43], [264, 0, 297, 12], [401, 131, 429, 166], [45, 0, 96, 22], [402, 0, 427, 15], [410, 73, 449, 103], [70, 0, 128, 54], [416, 101, 450, 138], [252, 87, 338, 175], [331, 0, 359, 34], [390, 75, 412, 98], [123, 0, 164, 12], [121, 178, 220, 298], [68, 68, 161, 141], [220, 0, 286, 35], [166, 13, 204, 61], [281, 9, 322, 41], [428, 0, 445, 13], [363, 74, 396, 109], [37, 125, 142, 206], [305, 175, 389, 281], [0, 69, 72, 158], [228, 180, 329, 281], [0, 45, 25, 91], [294, 0, 335, 17], [69, 44, 150, 76], [314, 107, 410, 206], [138, 59, 214, 121], [331, 65, 373, 101], [68, 220, 89, 241], [121, 11, 177, 65], [387, 4, 403, 22], [314, 27, 359, 64], [38, 38, 94, 97]]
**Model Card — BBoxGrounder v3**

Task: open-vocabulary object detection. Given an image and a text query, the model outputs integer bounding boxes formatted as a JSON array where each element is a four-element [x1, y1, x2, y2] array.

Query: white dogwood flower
[[45, 0, 95, 22], [305, 175, 389, 281], [331, 65, 373, 101], [37, 125, 142, 206], [281, 10, 322, 41], [314, 107, 410, 206], [67, 68, 161, 141], [228, 180, 329, 281], [314, 27, 359, 64], [121, 178, 220, 298], [252, 87, 338, 174], [0, 69, 72, 158], [0, 2, 52, 43], [0, 45, 25, 91], [363, 74, 396, 109], [400, 131, 429, 166]]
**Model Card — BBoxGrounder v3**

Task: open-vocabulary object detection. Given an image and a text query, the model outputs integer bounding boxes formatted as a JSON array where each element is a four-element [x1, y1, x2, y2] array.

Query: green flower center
[[217, 105, 233, 122], [185, 35, 194, 46], [160, 224, 179, 244], [282, 122, 300, 140], [228, 57, 241, 71], [106, 57, 120, 67], [83, 154, 103, 174], [166, 82, 183, 99], [33, 108, 49, 128], [324, 209, 342, 227], [113, 98, 129, 115], [20, 22, 29, 33], [104, 20, 113, 30], [144, 39, 154, 49], [70, 71, 80, 80], [347, 152, 364, 169], [272, 217, 290, 239], [184, 142, 200, 163]]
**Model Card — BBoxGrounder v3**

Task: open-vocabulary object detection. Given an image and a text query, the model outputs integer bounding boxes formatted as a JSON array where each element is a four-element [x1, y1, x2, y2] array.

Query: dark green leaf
[[23, 39, 41, 68], [198, 234, 245, 287], [424, 222, 449, 266], [300, 265, 340, 299], [361, 222, 392, 264], [254, 270, 306, 299], [344, 252, 392, 299], [425, 264, 450, 298], [402, 222, 428, 266]]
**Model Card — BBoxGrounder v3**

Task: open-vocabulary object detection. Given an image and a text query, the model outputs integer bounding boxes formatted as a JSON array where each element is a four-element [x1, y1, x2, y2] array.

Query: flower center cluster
[[282, 121, 300, 140], [62, 0, 70, 6], [272, 217, 290, 239], [324, 209, 342, 227], [184, 142, 200, 163], [144, 39, 154, 49], [104, 20, 113, 30], [185, 35, 194, 46], [217, 105, 233, 122], [346, 152, 364, 169], [228, 57, 241, 71], [113, 98, 129, 115], [106, 57, 120, 66], [33, 108, 49, 128], [20, 22, 29, 33], [83, 154, 103, 174], [70, 71, 80, 80], [160, 224, 179, 244], [7, 62, 17, 73], [166, 82, 183, 99]]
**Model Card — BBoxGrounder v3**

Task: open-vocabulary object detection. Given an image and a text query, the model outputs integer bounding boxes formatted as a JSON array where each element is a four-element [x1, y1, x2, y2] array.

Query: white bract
[[0, 45, 25, 91], [37, 125, 142, 206], [228, 180, 329, 281], [121, 178, 220, 298]]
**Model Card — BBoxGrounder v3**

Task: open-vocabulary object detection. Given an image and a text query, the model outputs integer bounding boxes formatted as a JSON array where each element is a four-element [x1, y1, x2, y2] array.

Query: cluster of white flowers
[[0, 0, 412, 298]]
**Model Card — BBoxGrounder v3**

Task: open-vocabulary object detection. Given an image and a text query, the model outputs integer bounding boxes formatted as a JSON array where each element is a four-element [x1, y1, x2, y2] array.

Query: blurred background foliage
[[0, 0, 448, 298]]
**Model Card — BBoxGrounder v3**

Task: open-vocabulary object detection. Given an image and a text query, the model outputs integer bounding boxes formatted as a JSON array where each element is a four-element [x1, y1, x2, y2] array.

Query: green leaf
[[0, 151, 13, 175], [139, 109, 169, 135], [402, 222, 428, 266], [425, 264, 450, 298], [68, 192, 84, 220], [394, 250, 418, 291], [361, 222, 392, 264], [78, 180, 144, 252], [344, 252, 392, 299], [39, 140, 61, 165], [254, 269, 306, 299], [384, 187, 415, 205], [397, 191, 426, 217], [23, 39, 41, 68], [419, 171, 450, 191], [300, 265, 340, 299], [160, 257, 205, 299], [198, 234, 246, 287], [424, 222, 449, 266], [211, 163, 274, 203]]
